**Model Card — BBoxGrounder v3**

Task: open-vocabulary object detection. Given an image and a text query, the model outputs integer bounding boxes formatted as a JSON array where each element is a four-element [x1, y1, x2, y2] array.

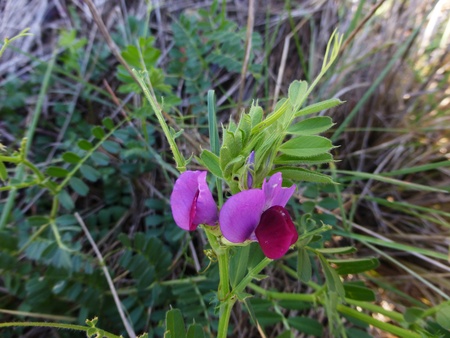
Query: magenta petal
[[193, 171, 219, 227], [170, 171, 218, 231], [255, 206, 298, 259], [263, 173, 295, 209], [219, 189, 265, 243]]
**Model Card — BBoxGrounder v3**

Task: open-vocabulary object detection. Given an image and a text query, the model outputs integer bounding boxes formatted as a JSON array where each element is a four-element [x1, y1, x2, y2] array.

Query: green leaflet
[[328, 257, 380, 275], [288, 80, 308, 112], [272, 167, 335, 184], [297, 248, 312, 283], [318, 254, 345, 298], [165, 308, 187, 338], [287, 116, 335, 135], [0, 162, 7, 181], [69, 177, 89, 196], [199, 150, 223, 178], [278, 135, 334, 158], [343, 283, 376, 302], [295, 98, 344, 117], [274, 153, 333, 165], [61, 152, 81, 164]]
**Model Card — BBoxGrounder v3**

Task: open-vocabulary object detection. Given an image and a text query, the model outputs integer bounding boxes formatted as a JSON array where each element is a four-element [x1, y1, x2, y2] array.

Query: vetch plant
[[136, 30, 371, 337], [2, 24, 437, 337], [153, 31, 428, 337]]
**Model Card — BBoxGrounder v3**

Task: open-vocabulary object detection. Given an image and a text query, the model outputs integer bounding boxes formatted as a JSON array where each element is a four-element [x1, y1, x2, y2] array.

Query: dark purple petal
[[255, 206, 298, 259], [262, 172, 296, 209], [170, 171, 218, 231], [219, 189, 265, 243]]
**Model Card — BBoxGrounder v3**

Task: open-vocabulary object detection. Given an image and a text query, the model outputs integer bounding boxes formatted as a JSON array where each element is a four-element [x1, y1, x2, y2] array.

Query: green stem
[[248, 283, 315, 303], [132, 69, 186, 172], [204, 230, 233, 337], [22, 160, 46, 182], [0, 156, 53, 193], [0, 322, 122, 338], [217, 295, 235, 338], [345, 298, 404, 323], [56, 120, 126, 193], [0, 155, 20, 163], [0, 28, 32, 59], [337, 305, 420, 338], [0, 180, 40, 191], [232, 257, 272, 296], [216, 247, 234, 337], [16, 222, 51, 255], [0, 53, 55, 229]]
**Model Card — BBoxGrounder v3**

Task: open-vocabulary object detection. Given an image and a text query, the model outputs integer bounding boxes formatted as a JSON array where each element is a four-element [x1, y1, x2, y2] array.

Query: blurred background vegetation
[[0, 0, 449, 337]]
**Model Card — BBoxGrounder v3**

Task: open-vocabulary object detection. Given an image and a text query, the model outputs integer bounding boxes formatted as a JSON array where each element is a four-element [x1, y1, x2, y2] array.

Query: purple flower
[[170, 171, 218, 231], [219, 173, 298, 259]]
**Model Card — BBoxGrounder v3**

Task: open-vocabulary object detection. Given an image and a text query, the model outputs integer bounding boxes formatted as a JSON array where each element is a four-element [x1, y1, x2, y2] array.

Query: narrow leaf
[[102, 117, 115, 130], [91, 152, 110, 166], [316, 247, 356, 254], [295, 98, 344, 117], [329, 257, 380, 275], [80, 164, 101, 182], [186, 324, 205, 338], [343, 283, 375, 301], [288, 317, 323, 337], [207, 90, 220, 155], [62, 152, 81, 164], [288, 80, 308, 111], [279, 135, 334, 157], [404, 307, 425, 323], [337, 169, 447, 193], [274, 153, 333, 165], [92, 126, 105, 139], [230, 245, 250, 288], [78, 139, 93, 151], [0, 162, 7, 181], [102, 140, 121, 154], [200, 150, 222, 178], [436, 305, 450, 330], [318, 254, 345, 298], [275, 332, 292, 338], [273, 167, 335, 184], [46, 167, 69, 178], [287, 116, 334, 135], [165, 309, 186, 338], [297, 248, 312, 283], [57, 189, 74, 211], [69, 177, 89, 196], [251, 99, 289, 134]]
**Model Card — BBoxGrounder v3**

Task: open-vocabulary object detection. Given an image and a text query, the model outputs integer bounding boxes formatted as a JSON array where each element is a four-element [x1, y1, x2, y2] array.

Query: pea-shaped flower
[[219, 173, 298, 259], [170, 171, 218, 231]]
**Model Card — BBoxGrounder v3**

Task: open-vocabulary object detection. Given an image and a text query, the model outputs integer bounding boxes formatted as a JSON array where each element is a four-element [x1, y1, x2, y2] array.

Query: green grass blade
[[336, 170, 448, 193], [0, 53, 56, 229]]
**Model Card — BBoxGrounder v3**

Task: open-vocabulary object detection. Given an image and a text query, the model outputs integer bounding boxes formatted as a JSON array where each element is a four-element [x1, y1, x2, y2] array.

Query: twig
[[340, 0, 387, 53], [82, 0, 140, 85], [237, 0, 255, 111], [74, 212, 137, 338], [272, 18, 308, 110]]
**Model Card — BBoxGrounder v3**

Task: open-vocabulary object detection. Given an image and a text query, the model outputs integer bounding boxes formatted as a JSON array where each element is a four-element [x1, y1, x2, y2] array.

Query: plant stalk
[[0, 322, 122, 338]]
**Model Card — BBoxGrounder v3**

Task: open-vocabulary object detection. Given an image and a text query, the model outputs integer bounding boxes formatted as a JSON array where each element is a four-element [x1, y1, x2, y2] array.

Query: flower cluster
[[170, 171, 298, 259]]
